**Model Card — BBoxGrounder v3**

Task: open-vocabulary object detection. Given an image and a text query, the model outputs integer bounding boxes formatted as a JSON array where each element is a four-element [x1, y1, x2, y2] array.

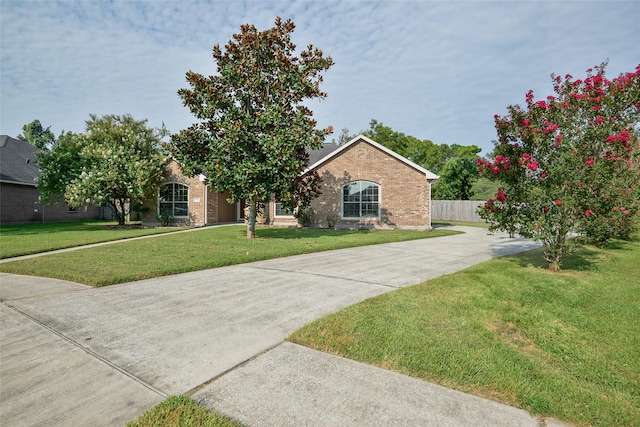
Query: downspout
[[427, 175, 433, 230], [204, 183, 208, 226]]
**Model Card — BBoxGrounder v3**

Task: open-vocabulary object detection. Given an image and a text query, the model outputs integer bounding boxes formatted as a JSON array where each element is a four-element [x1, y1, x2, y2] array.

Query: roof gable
[[0, 135, 41, 186], [305, 134, 439, 180]]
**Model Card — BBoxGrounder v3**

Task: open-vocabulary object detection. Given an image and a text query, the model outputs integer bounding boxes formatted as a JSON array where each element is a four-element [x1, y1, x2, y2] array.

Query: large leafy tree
[[362, 119, 481, 198], [37, 114, 166, 225], [431, 156, 478, 200], [18, 119, 56, 149], [170, 17, 334, 238], [36, 131, 84, 203], [478, 62, 640, 271]]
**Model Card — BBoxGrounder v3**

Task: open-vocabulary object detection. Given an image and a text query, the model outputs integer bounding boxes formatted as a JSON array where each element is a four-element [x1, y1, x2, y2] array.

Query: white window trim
[[158, 182, 189, 218], [341, 181, 381, 220], [274, 202, 295, 217]]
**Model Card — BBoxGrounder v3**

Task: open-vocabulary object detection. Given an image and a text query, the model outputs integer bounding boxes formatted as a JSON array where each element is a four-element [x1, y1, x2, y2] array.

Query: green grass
[[0, 225, 458, 286], [289, 237, 640, 426], [0, 221, 185, 259], [127, 395, 243, 427]]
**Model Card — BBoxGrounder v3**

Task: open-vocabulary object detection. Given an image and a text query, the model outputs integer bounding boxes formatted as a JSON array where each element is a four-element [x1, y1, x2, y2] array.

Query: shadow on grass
[[599, 235, 638, 250], [508, 246, 603, 272], [0, 221, 116, 236], [255, 227, 451, 240]]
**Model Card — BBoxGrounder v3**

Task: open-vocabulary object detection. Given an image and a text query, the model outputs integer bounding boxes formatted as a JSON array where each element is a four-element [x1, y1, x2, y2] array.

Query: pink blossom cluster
[[606, 130, 631, 147], [612, 206, 631, 215], [519, 153, 539, 171], [477, 155, 510, 175]]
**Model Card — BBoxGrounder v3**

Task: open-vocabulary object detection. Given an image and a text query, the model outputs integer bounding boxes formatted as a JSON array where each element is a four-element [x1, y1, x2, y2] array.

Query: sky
[[1, 1, 639, 155]]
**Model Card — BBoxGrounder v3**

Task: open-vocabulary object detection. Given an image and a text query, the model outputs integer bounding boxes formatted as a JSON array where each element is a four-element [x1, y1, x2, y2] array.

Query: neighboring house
[[0, 135, 105, 225], [142, 135, 438, 230]]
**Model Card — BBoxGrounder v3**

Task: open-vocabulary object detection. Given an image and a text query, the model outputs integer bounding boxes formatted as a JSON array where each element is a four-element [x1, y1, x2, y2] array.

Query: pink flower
[[555, 199, 562, 206], [540, 172, 547, 179], [595, 116, 603, 125], [585, 157, 595, 165], [492, 166, 500, 175], [527, 160, 539, 171], [555, 134, 563, 147], [521, 118, 531, 127], [535, 100, 548, 109], [577, 182, 585, 188], [522, 153, 532, 161], [585, 209, 594, 216], [526, 90, 534, 103], [543, 207, 550, 212]]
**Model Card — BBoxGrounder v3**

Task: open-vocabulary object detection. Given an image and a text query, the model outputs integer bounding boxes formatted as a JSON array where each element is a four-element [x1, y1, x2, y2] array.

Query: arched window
[[342, 181, 379, 218], [159, 183, 188, 217]]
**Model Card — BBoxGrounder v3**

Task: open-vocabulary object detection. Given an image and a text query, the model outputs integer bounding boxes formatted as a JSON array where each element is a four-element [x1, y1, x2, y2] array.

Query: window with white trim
[[159, 183, 188, 217], [274, 202, 294, 217], [342, 181, 379, 218]]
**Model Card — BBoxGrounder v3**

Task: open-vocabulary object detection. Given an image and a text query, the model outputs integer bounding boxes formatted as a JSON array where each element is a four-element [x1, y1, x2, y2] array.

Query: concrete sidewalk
[[0, 226, 566, 426]]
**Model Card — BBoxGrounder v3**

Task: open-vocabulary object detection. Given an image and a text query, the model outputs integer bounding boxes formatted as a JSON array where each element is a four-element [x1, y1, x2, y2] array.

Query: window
[[342, 181, 379, 218], [274, 202, 294, 217], [159, 183, 188, 217]]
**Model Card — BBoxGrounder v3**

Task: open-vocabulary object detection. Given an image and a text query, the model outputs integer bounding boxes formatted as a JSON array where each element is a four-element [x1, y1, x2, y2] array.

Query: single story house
[[142, 135, 438, 230], [0, 135, 106, 225]]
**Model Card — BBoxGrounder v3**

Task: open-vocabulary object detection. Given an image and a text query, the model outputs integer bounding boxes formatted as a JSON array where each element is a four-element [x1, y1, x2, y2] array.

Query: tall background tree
[[36, 131, 84, 203], [361, 119, 482, 199], [37, 114, 167, 225], [478, 62, 640, 271], [17, 119, 56, 149], [170, 17, 334, 238]]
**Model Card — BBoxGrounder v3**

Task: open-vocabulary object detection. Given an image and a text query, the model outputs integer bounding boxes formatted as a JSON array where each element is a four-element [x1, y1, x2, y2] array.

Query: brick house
[[0, 135, 105, 225], [142, 135, 438, 230], [268, 135, 438, 229], [140, 159, 240, 226]]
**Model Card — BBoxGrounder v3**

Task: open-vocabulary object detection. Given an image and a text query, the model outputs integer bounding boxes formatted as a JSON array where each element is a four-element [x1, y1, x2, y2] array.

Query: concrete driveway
[[1, 226, 559, 426]]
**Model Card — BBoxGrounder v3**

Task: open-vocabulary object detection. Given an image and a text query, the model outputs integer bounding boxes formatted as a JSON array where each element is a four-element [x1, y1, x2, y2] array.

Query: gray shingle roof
[[0, 135, 41, 186], [307, 143, 341, 165]]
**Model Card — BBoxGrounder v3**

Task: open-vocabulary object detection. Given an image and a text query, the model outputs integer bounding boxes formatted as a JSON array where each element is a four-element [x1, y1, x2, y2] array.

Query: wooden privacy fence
[[431, 200, 486, 222]]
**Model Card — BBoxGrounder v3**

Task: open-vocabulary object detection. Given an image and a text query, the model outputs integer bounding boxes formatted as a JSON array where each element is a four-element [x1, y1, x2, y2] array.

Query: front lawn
[[127, 395, 242, 427], [0, 221, 185, 259], [289, 237, 640, 426], [0, 225, 458, 286]]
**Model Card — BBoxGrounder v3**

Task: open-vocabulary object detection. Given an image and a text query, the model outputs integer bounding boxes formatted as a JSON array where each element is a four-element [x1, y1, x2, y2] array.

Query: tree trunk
[[548, 261, 560, 272], [246, 197, 257, 239], [112, 199, 126, 225]]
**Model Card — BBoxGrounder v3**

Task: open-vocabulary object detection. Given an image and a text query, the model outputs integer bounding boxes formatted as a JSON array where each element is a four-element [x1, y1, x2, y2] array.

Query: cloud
[[1, 0, 639, 155]]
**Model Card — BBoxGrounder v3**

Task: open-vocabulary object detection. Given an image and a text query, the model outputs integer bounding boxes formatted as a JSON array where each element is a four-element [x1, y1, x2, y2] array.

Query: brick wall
[[1, 182, 104, 225], [309, 140, 432, 229], [141, 160, 239, 227], [141, 160, 207, 226], [270, 139, 434, 230]]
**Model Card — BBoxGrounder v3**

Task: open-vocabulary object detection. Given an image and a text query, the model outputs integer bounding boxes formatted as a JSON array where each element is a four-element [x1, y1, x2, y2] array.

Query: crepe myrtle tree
[[51, 114, 167, 225], [170, 17, 333, 238], [478, 62, 640, 271]]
